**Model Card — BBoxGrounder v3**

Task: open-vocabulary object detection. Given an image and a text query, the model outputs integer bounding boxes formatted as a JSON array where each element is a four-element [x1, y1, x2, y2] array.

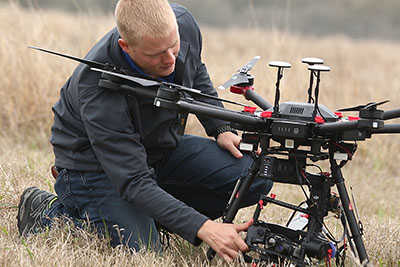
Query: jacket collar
[[174, 40, 189, 85]]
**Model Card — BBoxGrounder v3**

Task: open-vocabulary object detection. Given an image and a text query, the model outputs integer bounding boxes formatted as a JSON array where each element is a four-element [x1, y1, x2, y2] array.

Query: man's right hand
[[197, 219, 253, 262]]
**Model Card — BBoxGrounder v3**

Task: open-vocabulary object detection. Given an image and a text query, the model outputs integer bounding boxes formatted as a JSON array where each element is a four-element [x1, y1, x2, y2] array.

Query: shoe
[[17, 187, 57, 237]]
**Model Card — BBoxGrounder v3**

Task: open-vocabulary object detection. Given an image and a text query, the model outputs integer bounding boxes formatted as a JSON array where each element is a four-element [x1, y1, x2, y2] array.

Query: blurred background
[[2, 0, 400, 41]]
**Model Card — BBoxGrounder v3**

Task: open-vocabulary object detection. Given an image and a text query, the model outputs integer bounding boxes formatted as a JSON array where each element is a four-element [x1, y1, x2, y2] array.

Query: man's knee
[[241, 177, 274, 208]]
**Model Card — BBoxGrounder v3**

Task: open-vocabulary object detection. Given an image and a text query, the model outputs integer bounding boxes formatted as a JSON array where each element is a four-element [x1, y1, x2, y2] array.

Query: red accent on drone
[[261, 111, 273, 118], [244, 106, 257, 114], [270, 193, 276, 199], [230, 85, 253, 95], [315, 116, 325, 124], [300, 213, 310, 219], [334, 112, 343, 118], [348, 116, 360, 121], [258, 200, 264, 209], [320, 172, 331, 177]]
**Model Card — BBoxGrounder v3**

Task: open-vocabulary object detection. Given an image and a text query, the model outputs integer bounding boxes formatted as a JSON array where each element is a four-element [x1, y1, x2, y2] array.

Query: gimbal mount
[[31, 47, 400, 266]]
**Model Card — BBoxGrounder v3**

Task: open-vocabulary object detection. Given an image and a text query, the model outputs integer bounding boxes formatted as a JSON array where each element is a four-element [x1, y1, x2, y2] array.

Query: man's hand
[[217, 132, 261, 158], [216, 132, 243, 158], [197, 219, 253, 262]]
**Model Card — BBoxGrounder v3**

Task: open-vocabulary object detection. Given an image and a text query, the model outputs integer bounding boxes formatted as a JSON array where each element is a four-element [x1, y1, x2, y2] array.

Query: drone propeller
[[30, 46, 248, 107], [92, 68, 161, 87], [337, 100, 390, 112], [91, 68, 248, 107], [218, 56, 261, 90], [29, 46, 112, 70]]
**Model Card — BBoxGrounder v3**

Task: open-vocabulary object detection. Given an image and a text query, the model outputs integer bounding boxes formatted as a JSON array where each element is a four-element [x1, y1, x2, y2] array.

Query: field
[[0, 3, 400, 266]]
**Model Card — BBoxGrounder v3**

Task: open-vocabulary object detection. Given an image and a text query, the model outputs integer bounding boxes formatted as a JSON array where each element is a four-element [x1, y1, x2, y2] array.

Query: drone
[[31, 46, 400, 266]]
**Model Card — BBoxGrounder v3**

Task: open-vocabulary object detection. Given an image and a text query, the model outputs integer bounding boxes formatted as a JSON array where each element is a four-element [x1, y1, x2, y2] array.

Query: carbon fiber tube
[[176, 100, 265, 127], [99, 79, 158, 98], [331, 161, 369, 264], [315, 120, 359, 135], [383, 108, 400, 120], [244, 89, 273, 110], [371, 124, 400, 134]]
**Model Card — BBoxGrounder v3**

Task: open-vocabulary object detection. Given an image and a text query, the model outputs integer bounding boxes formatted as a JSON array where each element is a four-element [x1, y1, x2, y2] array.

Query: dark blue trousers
[[43, 135, 273, 251]]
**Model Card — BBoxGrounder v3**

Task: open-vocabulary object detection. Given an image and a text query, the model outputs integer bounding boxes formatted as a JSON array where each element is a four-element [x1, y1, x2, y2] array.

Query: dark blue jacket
[[50, 4, 228, 245]]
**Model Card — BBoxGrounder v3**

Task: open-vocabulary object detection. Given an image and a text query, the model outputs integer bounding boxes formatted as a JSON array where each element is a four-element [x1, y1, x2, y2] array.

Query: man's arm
[[79, 82, 209, 244]]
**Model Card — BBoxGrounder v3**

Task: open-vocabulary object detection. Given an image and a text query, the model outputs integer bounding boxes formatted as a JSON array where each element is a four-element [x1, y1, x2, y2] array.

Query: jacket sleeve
[[79, 80, 208, 245]]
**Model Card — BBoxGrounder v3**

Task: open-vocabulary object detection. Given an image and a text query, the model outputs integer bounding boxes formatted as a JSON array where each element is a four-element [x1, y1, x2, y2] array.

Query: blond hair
[[115, 0, 178, 45]]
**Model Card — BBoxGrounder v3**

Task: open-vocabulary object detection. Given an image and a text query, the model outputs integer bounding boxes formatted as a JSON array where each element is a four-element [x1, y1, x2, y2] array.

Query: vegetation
[[0, 3, 399, 266], [2, 0, 400, 40]]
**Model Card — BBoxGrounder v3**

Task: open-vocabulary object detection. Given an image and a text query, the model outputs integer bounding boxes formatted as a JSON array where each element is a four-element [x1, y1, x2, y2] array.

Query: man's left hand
[[216, 132, 243, 159]]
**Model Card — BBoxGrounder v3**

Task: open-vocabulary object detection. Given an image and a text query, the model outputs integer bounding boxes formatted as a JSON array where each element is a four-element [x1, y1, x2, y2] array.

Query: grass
[[0, 3, 400, 266]]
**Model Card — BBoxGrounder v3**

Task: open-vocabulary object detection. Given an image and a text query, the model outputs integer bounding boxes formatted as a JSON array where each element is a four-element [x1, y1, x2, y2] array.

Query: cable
[[306, 163, 323, 174], [322, 221, 345, 243], [294, 155, 310, 200]]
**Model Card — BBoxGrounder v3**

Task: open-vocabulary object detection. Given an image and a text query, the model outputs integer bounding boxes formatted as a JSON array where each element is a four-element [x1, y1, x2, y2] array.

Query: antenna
[[269, 61, 291, 115], [308, 64, 331, 120], [301, 57, 324, 103]]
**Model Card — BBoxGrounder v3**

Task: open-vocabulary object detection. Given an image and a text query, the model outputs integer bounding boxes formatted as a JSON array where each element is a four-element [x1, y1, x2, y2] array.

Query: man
[[17, 0, 272, 262]]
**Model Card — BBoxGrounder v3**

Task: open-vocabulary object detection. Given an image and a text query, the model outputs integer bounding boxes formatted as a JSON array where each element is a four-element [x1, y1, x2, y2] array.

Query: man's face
[[123, 27, 180, 79]]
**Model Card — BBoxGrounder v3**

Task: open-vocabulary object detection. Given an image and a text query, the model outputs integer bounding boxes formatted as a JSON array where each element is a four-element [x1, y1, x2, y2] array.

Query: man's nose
[[162, 49, 176, 65]]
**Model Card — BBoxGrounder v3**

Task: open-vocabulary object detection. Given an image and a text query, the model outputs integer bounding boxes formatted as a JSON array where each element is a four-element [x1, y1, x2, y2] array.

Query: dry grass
[[0, 3, 400, 266]]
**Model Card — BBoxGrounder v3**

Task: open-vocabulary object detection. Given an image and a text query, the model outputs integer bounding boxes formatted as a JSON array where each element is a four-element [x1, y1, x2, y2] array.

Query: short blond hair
[[115, 0, 178, 45]]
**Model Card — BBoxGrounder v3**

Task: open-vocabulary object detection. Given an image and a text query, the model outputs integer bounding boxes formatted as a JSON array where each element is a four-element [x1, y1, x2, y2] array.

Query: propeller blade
[[176, 85, 248, 107], [91, 68, 161, 87], [218, 73, 249, 90], [29, 46, 110, 70], [30, 46, 247, 107], [337, 105, 367, 112], [238, 56, 261, 73], [338, 100, 390, 112], [363, 100, 390, 110], [218, 56, 260, 90], [92, 68, 247, 107]]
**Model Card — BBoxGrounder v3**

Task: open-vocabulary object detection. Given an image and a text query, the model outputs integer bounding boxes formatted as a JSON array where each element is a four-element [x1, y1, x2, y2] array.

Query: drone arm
[[175, 99, 265, 128], [371, 124, 400, 134], [383, 108, 400, 120], [98, 79, 157, 98], [315, 120, 359, 135], [244, 89, 273, 110]]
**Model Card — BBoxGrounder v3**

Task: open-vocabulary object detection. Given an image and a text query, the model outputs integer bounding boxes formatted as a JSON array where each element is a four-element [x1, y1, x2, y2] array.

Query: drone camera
[[246, 222, 335, 263]]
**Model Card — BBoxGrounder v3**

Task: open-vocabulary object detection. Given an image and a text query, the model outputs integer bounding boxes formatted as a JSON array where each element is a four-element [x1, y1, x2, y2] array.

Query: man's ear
[[118, 38, 130, 54]]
